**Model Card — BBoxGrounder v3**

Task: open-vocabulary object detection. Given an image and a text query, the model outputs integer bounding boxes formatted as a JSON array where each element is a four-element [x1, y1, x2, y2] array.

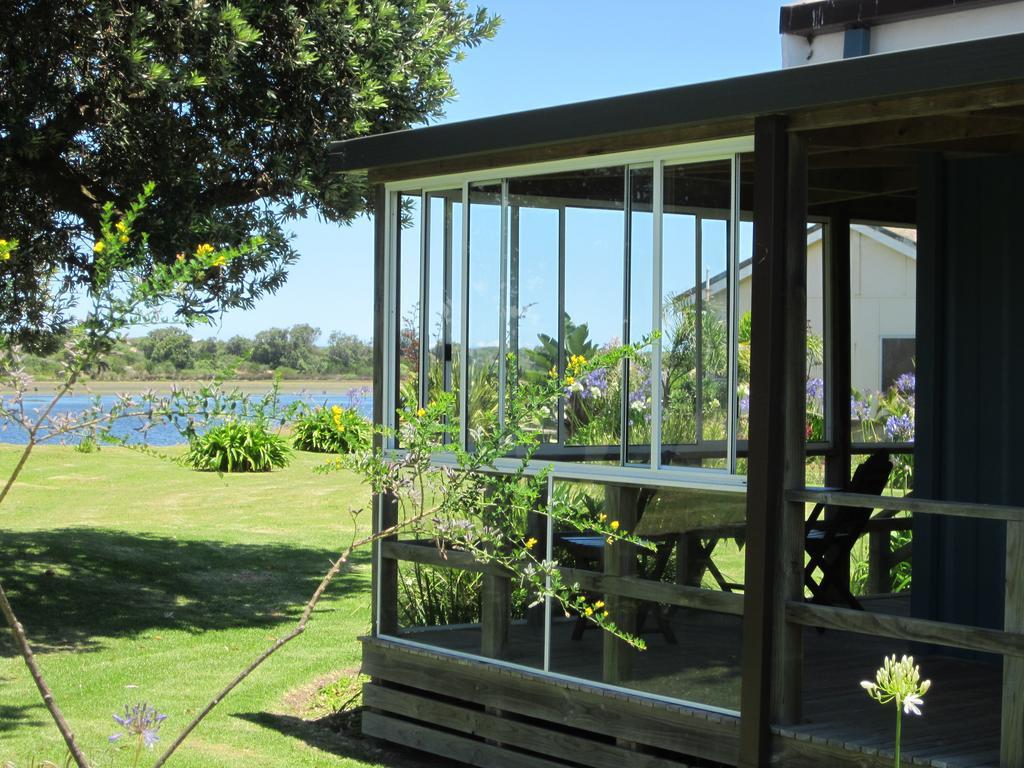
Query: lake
[[0, 388, 374, 446]]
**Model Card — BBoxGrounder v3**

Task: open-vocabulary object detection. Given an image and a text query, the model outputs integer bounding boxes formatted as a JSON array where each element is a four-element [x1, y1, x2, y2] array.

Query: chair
[[804, 450, 893, 610]]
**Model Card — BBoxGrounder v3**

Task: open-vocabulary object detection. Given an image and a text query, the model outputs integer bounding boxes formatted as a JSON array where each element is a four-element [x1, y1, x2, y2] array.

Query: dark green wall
[[912, 153, 1024, 635]]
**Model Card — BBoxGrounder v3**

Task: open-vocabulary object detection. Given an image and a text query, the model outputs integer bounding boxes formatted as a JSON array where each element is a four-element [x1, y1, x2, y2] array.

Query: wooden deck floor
[[398, 596, 1003, 767]]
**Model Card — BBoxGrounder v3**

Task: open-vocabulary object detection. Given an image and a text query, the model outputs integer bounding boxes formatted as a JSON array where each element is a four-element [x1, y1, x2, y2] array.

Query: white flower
[[903, 694, 924, 716]]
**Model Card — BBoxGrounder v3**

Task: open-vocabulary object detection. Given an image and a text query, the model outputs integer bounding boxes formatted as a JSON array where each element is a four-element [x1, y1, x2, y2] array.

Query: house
[[328, 1, 1024, 766]]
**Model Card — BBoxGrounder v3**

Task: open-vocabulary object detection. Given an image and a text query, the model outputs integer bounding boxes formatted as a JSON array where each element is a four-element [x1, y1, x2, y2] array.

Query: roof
[[780, 0, 1022, 35], [328, 31, 1024, 178]]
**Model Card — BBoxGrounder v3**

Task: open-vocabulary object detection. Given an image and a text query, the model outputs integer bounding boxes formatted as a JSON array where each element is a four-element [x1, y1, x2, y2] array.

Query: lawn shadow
[[0, 703, 47, 733], [0, 528, 370, 655], [236, 710, 473, 768]]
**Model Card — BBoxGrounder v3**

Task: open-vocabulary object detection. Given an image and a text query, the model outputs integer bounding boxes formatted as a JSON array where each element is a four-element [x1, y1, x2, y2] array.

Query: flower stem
[[133, 733, 143, 768], [894, 703, 902, 767]]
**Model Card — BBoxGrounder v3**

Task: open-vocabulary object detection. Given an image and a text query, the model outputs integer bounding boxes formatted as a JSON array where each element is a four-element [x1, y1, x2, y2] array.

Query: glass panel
[[548, 481, 744, 711], [627, 167, 654, 466], [397, 193, 422, 438], [425, 190, 463, 441], [450, 195, 464, 442], [699, 216, 729, 469], [563, 167, 625, 457], [508, 181, 561, 444], [660, 161, 732, 470], [467, 183, 502, 442]]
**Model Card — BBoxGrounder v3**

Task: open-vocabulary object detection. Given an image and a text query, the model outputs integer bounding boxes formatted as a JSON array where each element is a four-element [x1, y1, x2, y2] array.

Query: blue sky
[[191, 1, 784, 341]]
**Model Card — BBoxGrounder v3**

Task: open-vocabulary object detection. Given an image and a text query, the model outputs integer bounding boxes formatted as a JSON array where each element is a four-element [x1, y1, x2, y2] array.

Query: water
[[0, 388, 374, 446]]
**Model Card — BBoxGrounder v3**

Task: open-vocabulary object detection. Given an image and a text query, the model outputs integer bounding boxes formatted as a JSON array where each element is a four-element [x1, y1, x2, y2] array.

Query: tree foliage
[[0, 0, 499, 349]]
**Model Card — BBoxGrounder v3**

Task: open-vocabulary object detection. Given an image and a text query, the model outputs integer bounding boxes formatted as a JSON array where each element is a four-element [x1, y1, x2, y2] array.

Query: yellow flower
[[416, 408, 426, 418], [119, 234, 129, 243], [598, 513, 607, 522], [175, 252, 185, 262], [610, 520, 620, 531], [93, 241, 106, 253], [602, 610, 609, 619], [212, 254, 227, 268], [525, 537, 538, 549], [331, 405, 342, 415], [565, 375, 575, 386], [584, 607, 593, 617], [593, 600, 605, 609], [195, 243, 215, 257], [548, 366, 558, 379], [606, 537, 614, 545], [115, 221, 128, 233]]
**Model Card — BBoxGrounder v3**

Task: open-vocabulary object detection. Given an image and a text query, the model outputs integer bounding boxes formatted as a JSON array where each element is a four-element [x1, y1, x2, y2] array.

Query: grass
[[0, 444, 388, 767]]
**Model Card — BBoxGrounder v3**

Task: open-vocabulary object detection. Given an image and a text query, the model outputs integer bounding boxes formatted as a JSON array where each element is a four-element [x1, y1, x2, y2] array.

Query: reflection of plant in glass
[[350, 342, 656, 647], [861, 654, 931, 767], [853, 372, 915, 493]]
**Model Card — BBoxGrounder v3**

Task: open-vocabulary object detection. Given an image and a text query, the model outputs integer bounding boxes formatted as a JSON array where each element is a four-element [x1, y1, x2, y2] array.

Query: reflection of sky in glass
[[399, 194, 421, 341], [516, 206, 559, 357], [664, 213, 697, 304], [428, 196, 445, 350], [565, 207, 624, 345], [702, 218, 729, 316], [468, 187, 501, 349]]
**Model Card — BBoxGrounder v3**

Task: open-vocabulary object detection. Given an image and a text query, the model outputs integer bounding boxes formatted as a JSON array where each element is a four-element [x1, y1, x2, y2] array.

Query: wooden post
[[824, 211, 854, 590], [481, 573, 510, 659], [603, 484, 639, 686], [1001, 520, 1024, 767], [738, 116, 808, 768], [371, 184, 399, 637]]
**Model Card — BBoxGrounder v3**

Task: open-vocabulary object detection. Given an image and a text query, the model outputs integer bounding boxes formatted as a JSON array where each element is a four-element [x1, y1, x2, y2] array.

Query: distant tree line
[[21, 324, 372, 381]]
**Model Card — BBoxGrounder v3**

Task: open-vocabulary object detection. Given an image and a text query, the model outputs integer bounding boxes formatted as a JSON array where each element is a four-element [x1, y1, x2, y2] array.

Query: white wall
[[737, 227, 916, 393], [782, 1, 1024, 67]]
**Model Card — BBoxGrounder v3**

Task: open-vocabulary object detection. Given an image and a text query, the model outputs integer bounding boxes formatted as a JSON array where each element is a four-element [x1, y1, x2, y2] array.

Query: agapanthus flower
[[109, 702, 167, 748], [805, 377, 824, 403], [894, 372, 916, 396], [884, 413, 914, 442]]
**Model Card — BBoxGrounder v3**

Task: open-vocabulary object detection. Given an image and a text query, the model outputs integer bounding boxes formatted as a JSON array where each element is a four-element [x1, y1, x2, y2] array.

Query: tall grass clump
[[183, 419, 291, 472]]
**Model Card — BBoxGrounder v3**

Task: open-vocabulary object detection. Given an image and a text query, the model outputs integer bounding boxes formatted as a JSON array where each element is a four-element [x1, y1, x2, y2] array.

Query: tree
[[250, 323, 320, 371], [0, 1, 499, 349], [325, 331, 372, 374], [139, 327, 196, 370]]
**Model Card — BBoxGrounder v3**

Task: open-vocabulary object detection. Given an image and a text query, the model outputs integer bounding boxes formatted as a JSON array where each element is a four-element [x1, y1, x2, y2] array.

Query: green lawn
[[0, 445, 387, 767]]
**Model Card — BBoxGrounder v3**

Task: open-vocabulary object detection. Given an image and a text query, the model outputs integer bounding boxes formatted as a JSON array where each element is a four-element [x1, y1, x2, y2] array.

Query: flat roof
[[779, 0, 1022, 35], [328, 32, 1024, 178]]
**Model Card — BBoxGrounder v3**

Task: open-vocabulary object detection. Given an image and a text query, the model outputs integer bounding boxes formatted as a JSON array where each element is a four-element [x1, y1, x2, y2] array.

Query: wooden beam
[[1002, 520, 1024, 766], [739, 114, 807, 768], [364, 684, 694, 768], [786, 601, 1024, 658], [788, 82, 1024, 133], [824, 212, 854, 592], [805, 113, 1024, 151], [786, 488, 1024, 522], [362, 637, 742, 766], [481, 571, 511, 659], [603, 485, 640, 685]]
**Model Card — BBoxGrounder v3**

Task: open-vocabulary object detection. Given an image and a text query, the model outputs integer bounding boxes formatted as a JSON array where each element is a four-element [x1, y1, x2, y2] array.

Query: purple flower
[[851, 396, 872, 422], [109, 702, 167, 748], [806, 377, 824, 403], [884, 414, 915, 442], [739, 395, 750, 417], [895, 372, 916, 396]]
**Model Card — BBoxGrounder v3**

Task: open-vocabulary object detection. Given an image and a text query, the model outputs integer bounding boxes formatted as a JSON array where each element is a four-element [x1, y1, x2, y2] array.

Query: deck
[[373, 596, 1002, 768]]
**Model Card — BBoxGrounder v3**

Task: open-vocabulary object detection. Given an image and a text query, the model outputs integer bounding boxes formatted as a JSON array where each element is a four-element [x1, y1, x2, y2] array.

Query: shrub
[[183, 419, 290, 472], [292, 405, 369, 454]]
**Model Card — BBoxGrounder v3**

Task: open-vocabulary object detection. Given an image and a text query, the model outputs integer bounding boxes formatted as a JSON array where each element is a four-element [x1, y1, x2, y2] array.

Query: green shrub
[[291, 405, 369, 454], [183, 419, 291, 472]]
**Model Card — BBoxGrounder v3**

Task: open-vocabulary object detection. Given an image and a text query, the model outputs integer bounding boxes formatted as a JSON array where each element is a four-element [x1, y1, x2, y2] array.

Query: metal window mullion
[[652, 161, 664, 468], [498, 181, 509, 426], [620, 169, 632, 467], [544, 472, 554, 673], [443, 194, 454, 398], [695, 213, 704, 445], [727, 155, 741, 473], [460, 182, 471, 450], [557, 205, 567, 445], [510, 203, 520, 382], [387, 193, 400, 448], [419, 192, 430, 409]]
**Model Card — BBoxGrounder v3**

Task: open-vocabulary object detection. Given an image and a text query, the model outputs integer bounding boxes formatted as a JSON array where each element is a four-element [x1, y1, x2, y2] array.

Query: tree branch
[[0, 581, 91, 768], [150, 507, 428, 767]]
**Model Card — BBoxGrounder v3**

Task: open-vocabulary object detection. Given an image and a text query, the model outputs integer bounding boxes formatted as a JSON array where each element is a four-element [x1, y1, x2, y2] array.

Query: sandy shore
[[6, 378, 373, 396]]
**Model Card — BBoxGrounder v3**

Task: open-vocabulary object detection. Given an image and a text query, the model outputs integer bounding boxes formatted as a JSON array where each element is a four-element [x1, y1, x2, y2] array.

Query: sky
[[190, 1, 785, 342]]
